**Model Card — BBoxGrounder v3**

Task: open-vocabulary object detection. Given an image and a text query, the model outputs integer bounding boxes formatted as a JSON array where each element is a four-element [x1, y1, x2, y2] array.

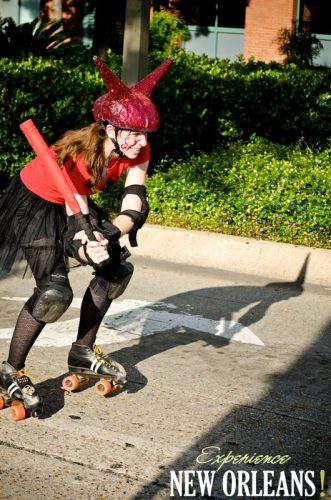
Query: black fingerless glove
[[63, 214, 90, 266], [64, 215, 119, 268]]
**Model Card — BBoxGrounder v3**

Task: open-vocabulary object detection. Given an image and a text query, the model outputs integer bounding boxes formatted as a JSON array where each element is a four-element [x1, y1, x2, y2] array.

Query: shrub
[[0, 51, 330, 186], [0, 17, 86, 59], [1, 53, 329, 248], [0, 53, 120, 186], [149, 8, 190, 53], [146, 139, 331, 249], [149, 51, 331, 166]]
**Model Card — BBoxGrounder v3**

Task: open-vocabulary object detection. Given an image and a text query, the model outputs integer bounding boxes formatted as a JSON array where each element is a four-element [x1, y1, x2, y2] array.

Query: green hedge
[[0, 52, 331, 185], [0, 53, 121, 185], [0, 53, 329, 248], [145, 138, 331, 249], [149, 51, 331, 164]]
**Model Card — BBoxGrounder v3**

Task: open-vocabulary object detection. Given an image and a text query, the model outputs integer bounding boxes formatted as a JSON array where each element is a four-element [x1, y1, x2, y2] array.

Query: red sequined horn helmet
[[92, 56, 173, 133]]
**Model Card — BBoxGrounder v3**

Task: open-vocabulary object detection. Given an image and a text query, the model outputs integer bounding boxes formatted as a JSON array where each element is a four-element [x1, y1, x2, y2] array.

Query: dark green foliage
[[0, 53, 121, 186], [0, 50, 329, 248], [146, 139, 331, 249], [149, 8, 190, 53], [149, 51, 331, 165], [0, 17, 85, 59]]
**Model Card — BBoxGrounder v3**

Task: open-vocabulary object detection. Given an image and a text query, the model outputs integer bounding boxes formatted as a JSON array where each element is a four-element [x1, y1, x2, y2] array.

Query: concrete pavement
[[0, 226, 330, 499], [130, 224, 331, 287]]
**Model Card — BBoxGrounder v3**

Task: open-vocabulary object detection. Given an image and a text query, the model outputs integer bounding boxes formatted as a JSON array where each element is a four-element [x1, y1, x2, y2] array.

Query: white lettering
[[237, 471, 251, 497], [290, 470, 304, 496], [249, 470, 265, 496], [170, 470, 183, 497], [304, 471, 316, 497], [184, 471, 196, 497], [263, 471, 275, 496], [197, 470, 215, 496], [276, 471, 290, 497], [223, 470, 236, 496]]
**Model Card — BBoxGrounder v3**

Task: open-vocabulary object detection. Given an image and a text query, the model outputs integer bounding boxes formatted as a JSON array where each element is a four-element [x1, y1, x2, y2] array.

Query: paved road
[[0, 255, 330, 499]]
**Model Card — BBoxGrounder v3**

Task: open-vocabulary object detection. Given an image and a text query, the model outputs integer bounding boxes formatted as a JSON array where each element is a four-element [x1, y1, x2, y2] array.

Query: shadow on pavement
[[129, 318, 331, 499], [102, 256, 328, 499], [113, 257, 309, 394], [4, 255, 330, 497], [100, 255, 329, 498]]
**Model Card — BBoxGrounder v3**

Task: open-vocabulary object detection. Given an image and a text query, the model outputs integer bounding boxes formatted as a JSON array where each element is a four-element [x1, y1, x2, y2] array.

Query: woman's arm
[[65, 193, 109, 266], [112, 161, 148, 236], [65, 193, 89, 216]]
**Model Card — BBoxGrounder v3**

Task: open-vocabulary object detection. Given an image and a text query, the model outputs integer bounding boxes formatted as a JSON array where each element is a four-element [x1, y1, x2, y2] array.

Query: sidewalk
[[126, 224, 331, 287]]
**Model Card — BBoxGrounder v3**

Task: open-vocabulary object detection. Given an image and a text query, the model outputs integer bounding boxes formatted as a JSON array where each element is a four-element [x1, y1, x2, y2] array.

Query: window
[[155, 1, 246, 28], [300, 0, 331, 35]]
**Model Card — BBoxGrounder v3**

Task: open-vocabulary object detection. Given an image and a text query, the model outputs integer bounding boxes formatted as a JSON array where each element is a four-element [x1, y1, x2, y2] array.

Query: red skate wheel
[[9, 404, 26, 421], [62, 374, 80, 391], [10, 400, 21, 406], [95, 379, 113, 396], [0, 396, 5, 410]]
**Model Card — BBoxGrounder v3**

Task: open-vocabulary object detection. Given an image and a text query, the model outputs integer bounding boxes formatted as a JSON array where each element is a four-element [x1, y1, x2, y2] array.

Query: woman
[[0, 56, 172, 416]]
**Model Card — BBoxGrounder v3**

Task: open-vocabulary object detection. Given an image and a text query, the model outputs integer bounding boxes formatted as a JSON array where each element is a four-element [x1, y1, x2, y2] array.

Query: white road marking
[[0, 297, 264, 347]]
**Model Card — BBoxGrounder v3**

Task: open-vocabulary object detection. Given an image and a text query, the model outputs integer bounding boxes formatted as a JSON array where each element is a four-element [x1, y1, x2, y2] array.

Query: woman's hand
[[76, 231, 109, 265]]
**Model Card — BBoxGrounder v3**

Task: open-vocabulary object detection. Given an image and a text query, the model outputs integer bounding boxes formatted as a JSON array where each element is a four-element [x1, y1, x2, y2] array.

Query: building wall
[[244, 0, 298, 62], [0, 0, 39, 25]]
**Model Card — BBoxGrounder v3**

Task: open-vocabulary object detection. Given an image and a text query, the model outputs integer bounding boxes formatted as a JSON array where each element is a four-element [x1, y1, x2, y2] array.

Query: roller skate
[[62, 343, 127, 396], [0, 361, 43, 421]]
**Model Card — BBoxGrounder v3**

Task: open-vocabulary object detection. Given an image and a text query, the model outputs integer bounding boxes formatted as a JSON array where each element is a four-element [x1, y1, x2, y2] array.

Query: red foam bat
[[20, 119, 96, 241]]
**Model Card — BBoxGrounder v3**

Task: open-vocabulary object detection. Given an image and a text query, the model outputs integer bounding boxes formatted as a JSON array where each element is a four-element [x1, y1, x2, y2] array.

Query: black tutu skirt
[[0, 175, 67, 279]]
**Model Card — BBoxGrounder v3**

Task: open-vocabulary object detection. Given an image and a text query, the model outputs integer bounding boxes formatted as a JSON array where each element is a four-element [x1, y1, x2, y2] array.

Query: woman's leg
[[75, 285, 112, 348], [68, 287, 126, 387], [7, 306, 45, 370], [6, 259, 71, 370]]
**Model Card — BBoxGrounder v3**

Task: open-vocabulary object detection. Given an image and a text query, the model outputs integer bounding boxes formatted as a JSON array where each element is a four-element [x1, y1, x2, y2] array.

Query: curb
[[123, 224, 331, 288]]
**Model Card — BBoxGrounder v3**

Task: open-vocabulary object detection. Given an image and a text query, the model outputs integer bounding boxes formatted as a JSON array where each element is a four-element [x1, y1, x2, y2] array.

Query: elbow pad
[[120, 185, 149, 247]]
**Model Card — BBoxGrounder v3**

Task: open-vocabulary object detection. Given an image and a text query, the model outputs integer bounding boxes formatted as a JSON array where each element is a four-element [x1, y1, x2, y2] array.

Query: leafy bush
[[0, 53, 329, 248], [149, 8, 190, 53], [0, 53, 120, 186], [149, 51, 331, 166], [0, 51, 330, 185], [146, 139, 331, 249], [0, 17, 86, 59]]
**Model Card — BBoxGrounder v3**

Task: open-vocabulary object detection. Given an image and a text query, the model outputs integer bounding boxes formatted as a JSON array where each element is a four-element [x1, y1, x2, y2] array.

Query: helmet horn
[[132, 58, 173, 97], [93, 56, 130, 100]]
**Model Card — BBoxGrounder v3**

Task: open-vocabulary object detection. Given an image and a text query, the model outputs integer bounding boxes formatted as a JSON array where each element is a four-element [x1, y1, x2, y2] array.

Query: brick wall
[[244, 0, 298, 62]]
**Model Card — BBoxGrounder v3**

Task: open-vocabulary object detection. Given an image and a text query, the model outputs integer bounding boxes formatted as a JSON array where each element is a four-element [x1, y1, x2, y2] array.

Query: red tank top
[[20, 144, 150, 204]]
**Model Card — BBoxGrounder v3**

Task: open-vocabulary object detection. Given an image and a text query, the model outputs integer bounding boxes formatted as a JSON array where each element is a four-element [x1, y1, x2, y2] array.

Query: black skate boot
[[0, 361, 43, 419], [63, 343, 127, 395]]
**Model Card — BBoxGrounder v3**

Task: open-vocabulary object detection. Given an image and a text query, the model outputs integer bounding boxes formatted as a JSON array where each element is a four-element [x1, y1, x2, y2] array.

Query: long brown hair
[[53, 122, 110, 191]]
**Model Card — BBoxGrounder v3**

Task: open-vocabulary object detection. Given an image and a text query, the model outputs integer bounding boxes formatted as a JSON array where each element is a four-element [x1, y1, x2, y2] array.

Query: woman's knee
[[25, 273, 73, 323]]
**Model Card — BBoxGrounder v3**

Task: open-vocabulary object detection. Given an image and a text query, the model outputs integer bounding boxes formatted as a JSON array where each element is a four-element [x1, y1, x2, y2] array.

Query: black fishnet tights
[[7, 306, 45, 370], [75, 286, 112, 348]]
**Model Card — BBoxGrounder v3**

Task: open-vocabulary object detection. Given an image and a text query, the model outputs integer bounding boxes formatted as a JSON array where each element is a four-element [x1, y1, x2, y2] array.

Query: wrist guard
[[64, 215, 96, 267], [64, 238, 88, 266]]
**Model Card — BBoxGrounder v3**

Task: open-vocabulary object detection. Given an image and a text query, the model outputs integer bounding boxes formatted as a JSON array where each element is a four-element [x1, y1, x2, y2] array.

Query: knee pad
[[90, 261, 134, 300], [26, 273, 73, 323]]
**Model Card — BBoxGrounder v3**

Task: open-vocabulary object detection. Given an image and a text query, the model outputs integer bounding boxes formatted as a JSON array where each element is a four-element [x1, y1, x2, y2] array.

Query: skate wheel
[[95, 379, 114, 396], [62, 374, 80, 391], [9, 404, 26, 421], [0, 396, 5, 410], [10, 400, 21, 406]]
